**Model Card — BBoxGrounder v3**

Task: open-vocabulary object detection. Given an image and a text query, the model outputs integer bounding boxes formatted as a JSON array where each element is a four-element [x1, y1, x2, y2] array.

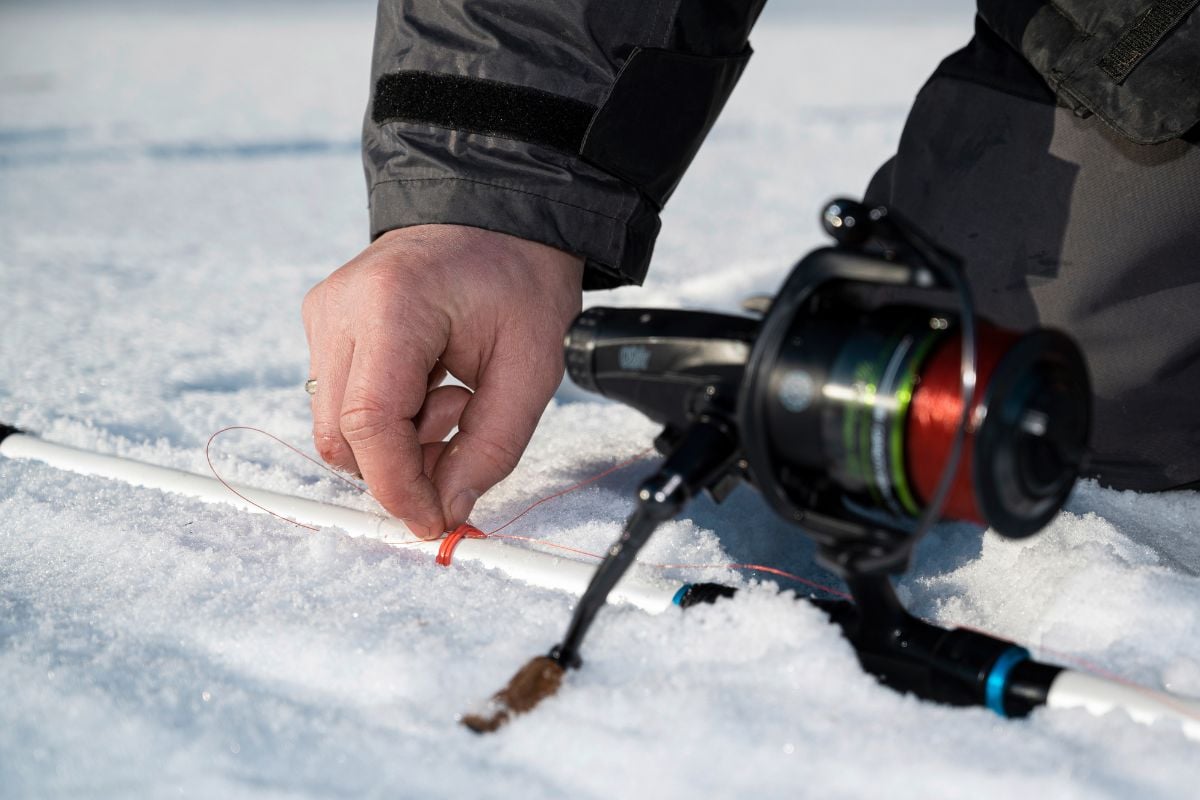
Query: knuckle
[[301, 284, 321, 314], [302, 273, 349, 326], [338, 397, 395, 445], [301, 287, 323, 328], [360, 260, 410, 297]]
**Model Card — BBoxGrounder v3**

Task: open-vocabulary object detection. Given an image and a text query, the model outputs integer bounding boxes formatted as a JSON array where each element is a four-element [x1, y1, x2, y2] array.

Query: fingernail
[[450, 489, 480, 526], [402, 519, 437, 540]]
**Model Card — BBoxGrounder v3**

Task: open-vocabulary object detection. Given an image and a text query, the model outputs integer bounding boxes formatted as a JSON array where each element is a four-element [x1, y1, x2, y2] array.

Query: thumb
[[432, 362, 556, 527]]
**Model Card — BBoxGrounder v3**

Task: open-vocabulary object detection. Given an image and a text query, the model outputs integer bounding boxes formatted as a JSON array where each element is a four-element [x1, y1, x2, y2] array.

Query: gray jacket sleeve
[[363, 1, 766, 289]]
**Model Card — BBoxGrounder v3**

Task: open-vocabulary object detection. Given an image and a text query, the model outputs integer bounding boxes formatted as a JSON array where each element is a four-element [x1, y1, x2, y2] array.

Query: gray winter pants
[[866, 32, 1200, 492]]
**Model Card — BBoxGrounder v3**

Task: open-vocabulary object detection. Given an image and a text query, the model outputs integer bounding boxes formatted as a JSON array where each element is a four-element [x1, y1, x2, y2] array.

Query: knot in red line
[[436, 524, 487, 567]]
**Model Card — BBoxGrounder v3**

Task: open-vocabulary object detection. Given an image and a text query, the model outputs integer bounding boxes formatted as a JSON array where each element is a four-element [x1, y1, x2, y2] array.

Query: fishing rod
[[2, 415, 1197, 741], [461, 198, 1200, 740]]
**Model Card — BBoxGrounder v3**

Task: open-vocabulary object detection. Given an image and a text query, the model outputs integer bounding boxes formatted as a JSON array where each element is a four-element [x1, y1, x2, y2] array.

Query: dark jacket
[[363, 1, 1200, 288]]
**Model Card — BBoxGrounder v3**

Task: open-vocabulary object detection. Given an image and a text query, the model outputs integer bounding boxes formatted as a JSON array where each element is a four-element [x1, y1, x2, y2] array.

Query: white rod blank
[[1047, 670, 1200, 743], [0, 432, 681, 613]]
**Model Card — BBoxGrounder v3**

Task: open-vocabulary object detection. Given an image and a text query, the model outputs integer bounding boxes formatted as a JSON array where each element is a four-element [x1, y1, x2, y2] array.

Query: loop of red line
[[484, 447, 655, 537], [205, 425, 363, 532], [436, 524, 487, 566]]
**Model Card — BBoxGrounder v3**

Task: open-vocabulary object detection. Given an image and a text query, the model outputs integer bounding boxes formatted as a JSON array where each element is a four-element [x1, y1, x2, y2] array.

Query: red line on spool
[[905, 324, 1019, 525]]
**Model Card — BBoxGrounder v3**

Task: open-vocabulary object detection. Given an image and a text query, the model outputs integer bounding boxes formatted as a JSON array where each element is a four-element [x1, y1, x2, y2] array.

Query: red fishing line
[[434, 447, 655, 565], [905, 325, 1019, 524], [647, 560, 852, 601], [481, 532, 605, 562], [482, 530, 852, 600], [485, 447, 656, 536], [205, 425, 366, 532]]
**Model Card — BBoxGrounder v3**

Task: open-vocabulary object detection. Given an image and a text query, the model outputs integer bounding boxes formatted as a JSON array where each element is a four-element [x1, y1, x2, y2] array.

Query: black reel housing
[[564, 199, 1092, 576]]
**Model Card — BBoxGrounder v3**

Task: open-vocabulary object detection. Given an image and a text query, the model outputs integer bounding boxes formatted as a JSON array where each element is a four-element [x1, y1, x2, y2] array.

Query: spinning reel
[[464, 200, 1092, 732], [564, 199, 1089, 577]]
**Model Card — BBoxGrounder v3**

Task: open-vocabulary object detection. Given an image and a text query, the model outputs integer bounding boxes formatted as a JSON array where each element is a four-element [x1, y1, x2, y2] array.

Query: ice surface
[[2, 2, 1198, 797]]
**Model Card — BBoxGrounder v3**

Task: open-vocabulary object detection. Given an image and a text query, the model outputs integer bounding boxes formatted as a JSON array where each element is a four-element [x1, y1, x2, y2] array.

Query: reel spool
[[751, 304, 1089, 538]]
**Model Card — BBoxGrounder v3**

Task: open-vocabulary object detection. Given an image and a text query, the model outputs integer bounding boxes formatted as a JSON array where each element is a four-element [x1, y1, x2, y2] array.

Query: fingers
[[307, 330, 359, 476], [422, 441, 449, 477], [339, 331, 446, 538], [432, 349, 559, 527], [305, 225, 583, 536], [414, 385, 472, 445], [413, 384, 472, 480]]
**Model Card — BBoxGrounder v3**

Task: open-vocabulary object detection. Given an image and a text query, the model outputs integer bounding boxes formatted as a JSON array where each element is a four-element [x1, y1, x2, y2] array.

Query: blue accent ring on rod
[[985, 646, 1031, 717]]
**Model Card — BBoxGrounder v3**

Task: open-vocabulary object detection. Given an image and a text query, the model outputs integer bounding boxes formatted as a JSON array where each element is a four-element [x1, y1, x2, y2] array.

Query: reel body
[[739, 246, 1090, 571], [566, 203, 1092, 575], [467, 200, 1096, 733]]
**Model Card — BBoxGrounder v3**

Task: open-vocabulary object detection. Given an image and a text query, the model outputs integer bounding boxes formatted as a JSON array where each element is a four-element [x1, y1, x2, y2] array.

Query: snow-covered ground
[[2, 2, 1198, 797]]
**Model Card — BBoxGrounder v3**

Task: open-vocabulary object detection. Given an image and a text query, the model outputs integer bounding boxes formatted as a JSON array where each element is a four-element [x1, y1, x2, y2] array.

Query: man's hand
[[302, 225, 584, 538]]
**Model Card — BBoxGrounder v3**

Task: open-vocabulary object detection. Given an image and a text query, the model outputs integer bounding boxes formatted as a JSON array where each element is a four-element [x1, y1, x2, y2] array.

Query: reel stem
[[555, 417, 740, 668]]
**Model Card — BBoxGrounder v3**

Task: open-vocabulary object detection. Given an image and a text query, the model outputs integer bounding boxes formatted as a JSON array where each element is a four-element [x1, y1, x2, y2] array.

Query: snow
[[2, 1, 1198, 797]]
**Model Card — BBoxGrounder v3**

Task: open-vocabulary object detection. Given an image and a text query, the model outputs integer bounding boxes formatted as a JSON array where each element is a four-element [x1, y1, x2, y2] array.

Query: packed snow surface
[[2, 2, 1198, 797]]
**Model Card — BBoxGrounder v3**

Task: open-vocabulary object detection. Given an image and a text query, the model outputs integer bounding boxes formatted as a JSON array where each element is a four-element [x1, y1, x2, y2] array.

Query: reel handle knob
[[822, 199, 873, 246]]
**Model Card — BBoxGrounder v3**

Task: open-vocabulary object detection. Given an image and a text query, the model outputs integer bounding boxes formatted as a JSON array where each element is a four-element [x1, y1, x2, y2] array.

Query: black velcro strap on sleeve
[[1100, 0, 1200, 83], [373, 48, 753, 209], [372, 72, 597, 154]]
